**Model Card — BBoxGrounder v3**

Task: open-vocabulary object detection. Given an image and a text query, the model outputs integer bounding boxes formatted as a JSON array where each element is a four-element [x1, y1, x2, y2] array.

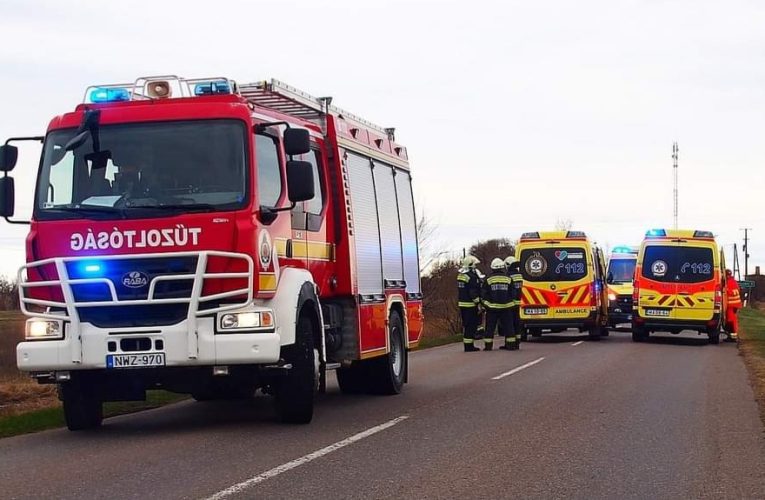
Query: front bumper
[[17, 317, 281, 372]]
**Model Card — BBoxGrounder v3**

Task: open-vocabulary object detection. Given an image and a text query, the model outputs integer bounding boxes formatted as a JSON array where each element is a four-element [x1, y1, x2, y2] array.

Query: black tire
[[708, 328, 720, 345], [588, 327, 602, 341], [632, 326, 648, 342], [274, 313, 317, 424], [61, 381, 103, 431], [601, 327, 610, 337], [367, 310, 406, 395], [336, 363, 367, 394]]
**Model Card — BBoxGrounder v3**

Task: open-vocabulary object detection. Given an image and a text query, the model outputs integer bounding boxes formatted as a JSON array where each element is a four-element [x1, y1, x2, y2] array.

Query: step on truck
[[0, 76, 423, 430]]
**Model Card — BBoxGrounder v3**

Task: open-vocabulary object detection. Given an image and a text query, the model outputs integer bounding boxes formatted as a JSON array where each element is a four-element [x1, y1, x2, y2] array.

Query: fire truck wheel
[[274, 313, 316, 424], [61, 381, 103, 431], [336, 363, 367, 394], [368, 310, 406, 395]]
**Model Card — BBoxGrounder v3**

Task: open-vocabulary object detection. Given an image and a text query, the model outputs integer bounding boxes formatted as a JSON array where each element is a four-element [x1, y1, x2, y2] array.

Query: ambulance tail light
[[714, 286, 722, 308], [633, 280, 640, 303]]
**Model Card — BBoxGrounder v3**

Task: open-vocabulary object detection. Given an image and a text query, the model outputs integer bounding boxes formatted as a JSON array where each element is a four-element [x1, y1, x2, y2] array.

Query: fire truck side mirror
[[283, 129, 310, 156], [286, 160, 315, 202], [0, 176, 15, 217], [0, 145, 18, 172]]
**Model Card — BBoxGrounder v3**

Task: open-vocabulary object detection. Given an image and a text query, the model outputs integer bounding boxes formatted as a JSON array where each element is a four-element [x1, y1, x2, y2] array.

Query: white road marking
[[204, 415, 410, 500], [571, 340, 584, 346], [492, 357, 545, 380]]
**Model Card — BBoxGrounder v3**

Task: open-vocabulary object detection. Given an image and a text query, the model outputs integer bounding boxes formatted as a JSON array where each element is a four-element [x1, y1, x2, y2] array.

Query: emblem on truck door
[[122, 271, 149, 288], [259, 231, 273, 270]]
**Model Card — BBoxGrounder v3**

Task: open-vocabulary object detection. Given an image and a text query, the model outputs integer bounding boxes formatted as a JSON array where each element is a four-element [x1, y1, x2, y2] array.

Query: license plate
[[107, 353, 166, 369], [645, 309, 670, 317], [524, 307, 549, 316]]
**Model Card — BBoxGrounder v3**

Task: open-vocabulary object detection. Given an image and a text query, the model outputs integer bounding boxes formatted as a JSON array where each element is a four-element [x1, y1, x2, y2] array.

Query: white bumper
[[16, 318, 281, 372]]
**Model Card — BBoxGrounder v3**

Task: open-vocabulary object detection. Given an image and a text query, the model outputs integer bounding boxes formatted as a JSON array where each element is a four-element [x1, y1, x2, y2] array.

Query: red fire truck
[[0, 76, 423, 430]]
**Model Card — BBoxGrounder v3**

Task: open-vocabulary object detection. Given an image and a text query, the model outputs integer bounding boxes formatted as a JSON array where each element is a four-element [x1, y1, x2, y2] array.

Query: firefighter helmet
[[462, 255, 480, 268], [504, 256, 517, 266], [491, 258, 506, 270]]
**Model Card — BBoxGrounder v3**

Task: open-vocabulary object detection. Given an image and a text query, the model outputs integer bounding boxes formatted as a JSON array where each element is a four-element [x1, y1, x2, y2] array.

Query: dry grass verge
[[738, 305, 765, 424]]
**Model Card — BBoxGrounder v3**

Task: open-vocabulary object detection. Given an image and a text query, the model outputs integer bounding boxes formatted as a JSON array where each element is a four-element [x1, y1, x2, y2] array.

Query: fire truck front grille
[[78, 304, 190, 328]]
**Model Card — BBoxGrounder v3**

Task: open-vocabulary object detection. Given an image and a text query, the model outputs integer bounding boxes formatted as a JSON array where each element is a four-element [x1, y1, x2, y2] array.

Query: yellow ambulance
[[516, 231, 609, 340], [606, 246, 638, 328], [632, 229, 725, 344]]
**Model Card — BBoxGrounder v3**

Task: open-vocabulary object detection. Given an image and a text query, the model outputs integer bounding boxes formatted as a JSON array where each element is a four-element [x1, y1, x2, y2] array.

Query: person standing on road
[[483, 258, 517, 351], [505, 256, 524, 343], [457, 256, 482, 352], [724, 269, 742, 342]]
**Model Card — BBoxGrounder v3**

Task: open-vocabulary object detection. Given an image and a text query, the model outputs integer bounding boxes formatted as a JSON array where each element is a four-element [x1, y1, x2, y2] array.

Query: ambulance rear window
[[520, 247, 588, 282], [641, 246, 714, 283]]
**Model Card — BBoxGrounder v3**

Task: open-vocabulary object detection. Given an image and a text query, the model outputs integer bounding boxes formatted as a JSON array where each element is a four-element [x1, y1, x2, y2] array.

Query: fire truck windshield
[[35, 119, 248, 220]]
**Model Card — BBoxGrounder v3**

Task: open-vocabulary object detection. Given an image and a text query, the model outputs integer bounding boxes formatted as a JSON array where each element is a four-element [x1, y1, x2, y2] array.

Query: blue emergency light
[[645, 229, 667, 237], [89, 88, 130, 103], [194, 81, 231, 95], [79, 262, 103, 275], [613, 246, 632, 253]]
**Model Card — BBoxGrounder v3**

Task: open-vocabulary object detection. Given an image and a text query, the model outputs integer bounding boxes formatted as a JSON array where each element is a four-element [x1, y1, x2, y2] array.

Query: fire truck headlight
[[608, 293, 617, 302], [26, 319, 63, 340], [218, 311, 274, 332]]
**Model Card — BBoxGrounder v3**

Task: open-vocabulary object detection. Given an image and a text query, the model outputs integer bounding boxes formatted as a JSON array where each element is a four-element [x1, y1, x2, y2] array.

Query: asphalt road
[[1, 330, 764, 500]]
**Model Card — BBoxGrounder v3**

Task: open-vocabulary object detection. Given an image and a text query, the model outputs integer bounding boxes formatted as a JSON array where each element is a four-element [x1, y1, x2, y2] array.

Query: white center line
[[492, 357, 545, 380], [571, 340, 584, 346], [204, 415, 409, 500]]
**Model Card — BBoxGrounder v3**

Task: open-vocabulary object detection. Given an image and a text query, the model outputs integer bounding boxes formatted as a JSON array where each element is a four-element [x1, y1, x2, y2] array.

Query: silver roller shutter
[[346, 152, 383, 295], [373, 161, 404, 283], [394, 170, 421, 294]]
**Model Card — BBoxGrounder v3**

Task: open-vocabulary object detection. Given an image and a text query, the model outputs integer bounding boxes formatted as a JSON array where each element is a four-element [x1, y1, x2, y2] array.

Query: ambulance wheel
[[587, 327, 602, 341], [274, 313, 316, 424], [336, 363, 367, 394], [708, 328, 720, 345], [632, 326, 648, 342], [367, 310, 406, 395], [61, 381, 103, 431]]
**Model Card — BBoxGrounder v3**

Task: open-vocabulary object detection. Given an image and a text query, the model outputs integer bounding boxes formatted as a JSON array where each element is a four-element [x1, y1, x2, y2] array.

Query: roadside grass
[[738, 306, 765, 424], [0, 390, 187, 438]]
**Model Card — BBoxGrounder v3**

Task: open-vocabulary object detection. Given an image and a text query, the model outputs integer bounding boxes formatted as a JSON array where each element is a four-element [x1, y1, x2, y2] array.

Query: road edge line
[[491, 357, 545, 380]]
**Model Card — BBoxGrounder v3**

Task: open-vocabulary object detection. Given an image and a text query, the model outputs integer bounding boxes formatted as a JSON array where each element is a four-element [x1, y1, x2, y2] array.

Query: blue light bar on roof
[[194, 81, 231, 96], [645, 229, 667, 237], [566, 231, 586, 238], [613, 246, 632, 253], [693, 230, 714, 238], [89, 87, 130, 103], [521, 232, 540, 239]]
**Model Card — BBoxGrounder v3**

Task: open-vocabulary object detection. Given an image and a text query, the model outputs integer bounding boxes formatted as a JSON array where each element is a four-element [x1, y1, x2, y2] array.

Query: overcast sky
[[1, 0, 763, 278]]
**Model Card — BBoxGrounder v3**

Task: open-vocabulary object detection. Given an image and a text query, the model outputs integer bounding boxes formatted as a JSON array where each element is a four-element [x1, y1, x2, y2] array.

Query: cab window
[[305, 149, 324, 216], [520, 247, 588, 282], [255, 134, 282, 207]]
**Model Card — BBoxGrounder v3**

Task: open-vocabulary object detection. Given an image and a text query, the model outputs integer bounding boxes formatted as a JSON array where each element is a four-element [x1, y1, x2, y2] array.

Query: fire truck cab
[[0, 76, 423, 430]]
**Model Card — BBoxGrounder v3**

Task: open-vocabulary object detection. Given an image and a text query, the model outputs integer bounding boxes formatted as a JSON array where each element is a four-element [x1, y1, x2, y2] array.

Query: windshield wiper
[[128, 203, 217, 212], [46, 205, 126, 218]]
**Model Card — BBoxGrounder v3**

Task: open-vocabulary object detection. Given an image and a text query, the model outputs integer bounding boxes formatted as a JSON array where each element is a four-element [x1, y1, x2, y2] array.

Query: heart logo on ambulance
[[555, 250, 568, 261]]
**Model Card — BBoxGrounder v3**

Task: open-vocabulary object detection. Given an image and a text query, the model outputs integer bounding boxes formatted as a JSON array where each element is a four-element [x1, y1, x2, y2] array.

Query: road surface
[[1, 330, 763, 499]]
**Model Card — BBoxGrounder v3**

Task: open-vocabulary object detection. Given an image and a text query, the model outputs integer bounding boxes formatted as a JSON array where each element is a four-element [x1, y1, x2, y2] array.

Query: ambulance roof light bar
[[693, 230, 714, 238], [83, 75, 235, 103], [645, 229, 667, 238], [565, 230, 587, 238], [520, 232, 541, 239], [612, 246, 637, 254]]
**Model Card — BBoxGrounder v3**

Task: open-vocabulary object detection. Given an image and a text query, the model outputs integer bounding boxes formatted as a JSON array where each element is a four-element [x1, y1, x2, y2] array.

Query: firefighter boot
[[484, 337, 494, 351], [510, 335, 520, 351], [499, 337, 513, 351], [464, 339, 480, 352]]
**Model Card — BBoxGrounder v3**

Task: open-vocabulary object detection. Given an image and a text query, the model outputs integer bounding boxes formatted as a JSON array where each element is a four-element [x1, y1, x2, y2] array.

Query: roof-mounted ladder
[[238, 79, 394, 139]]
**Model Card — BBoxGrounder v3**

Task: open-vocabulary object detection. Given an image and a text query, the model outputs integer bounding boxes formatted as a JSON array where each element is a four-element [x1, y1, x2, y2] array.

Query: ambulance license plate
[[645, 309, 670, 317], [107, 353, 165, 369], [524, 307, 548, 316]]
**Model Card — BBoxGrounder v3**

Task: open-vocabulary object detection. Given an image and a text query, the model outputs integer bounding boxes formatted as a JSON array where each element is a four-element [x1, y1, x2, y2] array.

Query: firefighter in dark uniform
[[505, 256, 524, 344], [483, 258, 517, 351], [457, 255, 482, 352]]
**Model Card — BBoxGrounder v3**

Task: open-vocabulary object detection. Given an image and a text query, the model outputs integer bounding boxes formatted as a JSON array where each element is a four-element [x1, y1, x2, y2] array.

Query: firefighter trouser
[[460, 306, 480, 347], [486, 309, 514, 346], [726, 307, 739, 337], [511, 306, 521, 338]]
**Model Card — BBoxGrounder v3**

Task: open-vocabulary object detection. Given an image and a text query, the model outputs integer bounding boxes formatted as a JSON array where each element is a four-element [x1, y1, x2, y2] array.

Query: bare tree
[[555, 218, 574, 231], [416, 207, 448, 273], [0, 276, 19, 310]]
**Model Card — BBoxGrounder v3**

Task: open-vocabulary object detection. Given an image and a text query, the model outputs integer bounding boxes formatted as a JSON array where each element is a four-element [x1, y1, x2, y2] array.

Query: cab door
[[638, 242, 679, 320], [672, 244, 716, 322]]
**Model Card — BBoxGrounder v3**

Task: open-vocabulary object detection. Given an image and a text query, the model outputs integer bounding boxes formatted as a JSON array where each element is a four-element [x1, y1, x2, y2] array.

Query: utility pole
[[732, 243, 741, 280], [672, 142, 679, 229], [743, 229, 749, 278]]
